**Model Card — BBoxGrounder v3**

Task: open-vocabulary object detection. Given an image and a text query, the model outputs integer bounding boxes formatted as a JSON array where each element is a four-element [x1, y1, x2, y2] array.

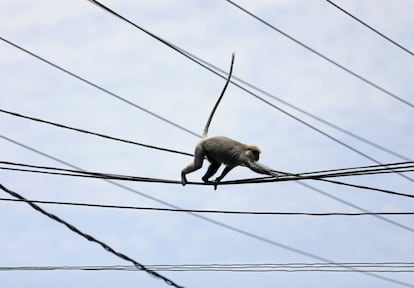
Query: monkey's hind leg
[[181, 144, 205, 186], [202, 161, 221, 184]]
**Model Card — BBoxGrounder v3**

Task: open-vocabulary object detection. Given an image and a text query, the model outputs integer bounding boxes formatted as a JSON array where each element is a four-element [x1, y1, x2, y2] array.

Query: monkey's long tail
[[202, 52, 235, 138]]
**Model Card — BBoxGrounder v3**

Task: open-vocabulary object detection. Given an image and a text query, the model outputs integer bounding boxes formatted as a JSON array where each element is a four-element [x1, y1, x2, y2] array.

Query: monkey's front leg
[[181, 172, 188, 186], [214, 166, 234, 190]]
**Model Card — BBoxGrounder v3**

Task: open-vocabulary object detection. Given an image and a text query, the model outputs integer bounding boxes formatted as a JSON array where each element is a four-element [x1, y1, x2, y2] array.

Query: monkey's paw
[[270, 172, 279, 178], [181, 175, 188, 186]]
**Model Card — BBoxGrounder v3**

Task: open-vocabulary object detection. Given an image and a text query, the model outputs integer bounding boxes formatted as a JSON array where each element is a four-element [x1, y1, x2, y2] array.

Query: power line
[[3, 160, 413, 180], [2, 160, 414, 199], [2, 262, 414, 272], [325, 0, 414, 56], [0, 108, 192, 157], [1, 196, 413, 216], [224, 0, 414, 109], [290, 161, 414, 177], [2, 135, 414, 287], [0, 184, 185, 288], [82, 1, 414, 184], [297, 180, 414, 234], [0, 37, 201, 139]]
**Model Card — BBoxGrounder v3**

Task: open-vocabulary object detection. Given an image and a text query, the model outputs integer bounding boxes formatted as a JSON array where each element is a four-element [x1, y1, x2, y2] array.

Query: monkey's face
[[247, 149, 260, 161]]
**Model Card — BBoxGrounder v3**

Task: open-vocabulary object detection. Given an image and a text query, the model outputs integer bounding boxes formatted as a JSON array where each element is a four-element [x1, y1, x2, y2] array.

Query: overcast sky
[[0, 0, 413, 287]]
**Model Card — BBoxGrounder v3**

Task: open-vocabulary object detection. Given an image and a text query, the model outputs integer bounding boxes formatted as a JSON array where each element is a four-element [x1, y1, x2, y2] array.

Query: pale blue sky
[[0, 0, 413, 287]]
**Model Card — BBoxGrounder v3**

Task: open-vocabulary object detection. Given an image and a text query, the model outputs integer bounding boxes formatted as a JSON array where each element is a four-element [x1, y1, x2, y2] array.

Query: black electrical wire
[[2, 134, 414, 287], [224, 0, 414, 109], [325, 0, 414, 56], [3, 160, 413, 180], [0, 37, 201, 139], [2, 160, 414, 199], [0, 184, 185, 288], [1, 197, 413, 216], [297, 180, 414, 234], [289, 161, 414, 177], [0, 165, 182, 185], [0, 109, 192, 157], [2, 262, 414, 272]]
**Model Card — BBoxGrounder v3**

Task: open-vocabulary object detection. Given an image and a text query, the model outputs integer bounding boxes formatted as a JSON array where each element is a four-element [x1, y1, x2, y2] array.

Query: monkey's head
[[245, 145, 261, 161]]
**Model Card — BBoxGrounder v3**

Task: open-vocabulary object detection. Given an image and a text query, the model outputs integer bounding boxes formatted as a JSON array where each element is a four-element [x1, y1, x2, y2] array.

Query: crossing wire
[[2, 197, 414, 216], [2, 160, 414, 199], [2, 263, 414, 272], [224, 0, 414, 109], [325, 0, 414, 56], [3, 160, 413, 180], [0, 108, 192, 157], [0, 184, 185, 288], [0, 37, 201, 139], [2, 134, 414, 287]]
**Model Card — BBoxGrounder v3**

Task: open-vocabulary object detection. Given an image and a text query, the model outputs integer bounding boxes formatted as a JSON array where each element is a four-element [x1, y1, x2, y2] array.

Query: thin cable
[[320, 178, 414, 199], [0, 108, 192, 157], [298, 180, 414, 234], [0, 37, 200, 139], [2, 263, 414, 272], [224, 0, 414, 109], [1, 197, 413, 216], [4, 160, 413, 180], [2, 160, 414, 199], [325, 0, 414, 56], [1, 135, 413, 287], [0, 184, 185, 288], [290, 161, 414, 177], [81, 2, 414, 184]]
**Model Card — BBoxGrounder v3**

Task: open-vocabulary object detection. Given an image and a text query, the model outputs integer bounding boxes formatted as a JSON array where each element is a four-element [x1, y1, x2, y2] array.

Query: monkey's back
[[201, 136, 247, 165]]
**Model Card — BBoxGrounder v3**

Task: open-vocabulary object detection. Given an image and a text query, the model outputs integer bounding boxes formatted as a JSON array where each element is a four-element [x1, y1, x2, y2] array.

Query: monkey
[[181, 53, 278, 189]]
